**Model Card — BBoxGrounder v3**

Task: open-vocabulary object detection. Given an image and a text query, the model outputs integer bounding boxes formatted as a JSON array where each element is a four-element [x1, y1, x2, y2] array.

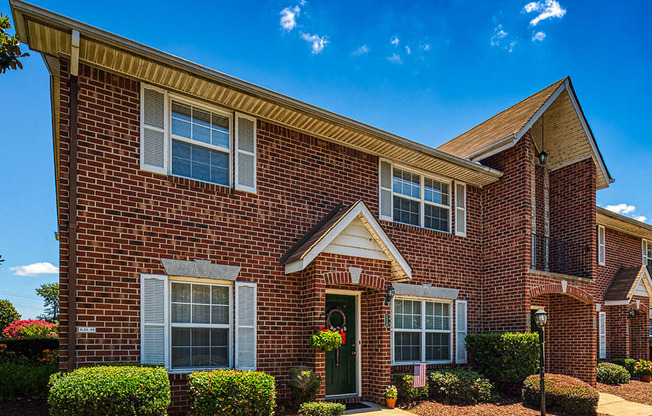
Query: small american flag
[[414, 362, 427, 388]]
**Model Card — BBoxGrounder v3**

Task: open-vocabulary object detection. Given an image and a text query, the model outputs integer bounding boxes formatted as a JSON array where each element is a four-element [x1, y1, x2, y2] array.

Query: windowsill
[[168, 366, 230, 374], [391, 360, 453, 366], [380, 219, 455, 237]]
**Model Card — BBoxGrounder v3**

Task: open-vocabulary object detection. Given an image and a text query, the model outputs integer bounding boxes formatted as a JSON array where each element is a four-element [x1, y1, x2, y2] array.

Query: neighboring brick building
[[10, 1, 651, 412]]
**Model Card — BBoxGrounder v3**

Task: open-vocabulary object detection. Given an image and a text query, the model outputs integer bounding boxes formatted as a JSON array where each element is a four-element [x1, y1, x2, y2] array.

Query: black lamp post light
[[384, 284, 395, 306], [534, 309, 548, 416]]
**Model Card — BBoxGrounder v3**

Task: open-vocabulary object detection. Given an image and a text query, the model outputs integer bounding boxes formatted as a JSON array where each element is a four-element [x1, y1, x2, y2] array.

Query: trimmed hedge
[[0, 338, 59, 363], [612, 358, 636, 376], [298, 402, 345, 416], [597, 363, 630, 385], [466, 332, 539, 384], [523, 374, 599, 415], [428, 369, 496, 404], [0, 362, 57, 401], [48, 365, 171, 416], [288, 368, 321, 407], [395, 374, 428, 404], [188, 369, 276, 416]]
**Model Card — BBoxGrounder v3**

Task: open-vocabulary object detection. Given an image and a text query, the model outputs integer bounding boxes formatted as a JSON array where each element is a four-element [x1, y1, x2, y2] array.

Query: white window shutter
[[379, 160, 393, 221], [455, 182, 467, 237], [140, 84, 168, 174], [598, 226, 606, 266], [235, 114, 257, 192], [141, 274, 168, 366], [644, 240, 648, 266], [599, 311, 606, 359], [235, 281, 257, 370], [455, 300, 468, 364]]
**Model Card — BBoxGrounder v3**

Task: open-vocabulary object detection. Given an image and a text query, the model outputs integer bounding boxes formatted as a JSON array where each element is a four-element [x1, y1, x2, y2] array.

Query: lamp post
[[534, 309, 548, 416]]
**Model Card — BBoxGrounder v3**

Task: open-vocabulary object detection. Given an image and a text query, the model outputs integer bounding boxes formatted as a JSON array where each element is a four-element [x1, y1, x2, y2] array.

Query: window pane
[[212, 306, 229, 324], [172, 155, 191, 178], [395, 299, 421, 330], [424, 178, 449, 206], [193, 108, 211, 128], [172, 118, 191, 138], [192, 285, 211, 304], [425, 302, 451, 330], [426, 332, 450, 361], [171, 140, 229, 186], [212, 286, 229, 305], [393, 168, 420, 198], [211, 328, 228, 346], [393, 196, 419, 226], [394, 332, 421, 362], [172, 303, 190, 323], [172, 102, 191, 122], [425, 204, 449, 232], [212, 113, 230, 148], [192, 348, 210, 367], [172, 328, 190, 346], [193, 125, 211, 144], [192, 305, 210, 323], [172, 347, 191, 368], [171, 283, 190, 302], [211, 347, 228, 366], [192, 328, 210, 346]]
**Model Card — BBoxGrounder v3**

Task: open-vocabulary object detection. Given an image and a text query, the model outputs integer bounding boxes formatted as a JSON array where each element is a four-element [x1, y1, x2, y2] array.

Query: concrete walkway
[[598, 393, 652, 416], [344, 402, 412, 416]]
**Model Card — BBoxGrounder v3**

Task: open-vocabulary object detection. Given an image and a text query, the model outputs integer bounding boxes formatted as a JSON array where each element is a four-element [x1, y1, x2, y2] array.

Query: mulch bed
[[0, 398, 48, 416], [598, 379, 652, 406], [411, 396, 608, 416]]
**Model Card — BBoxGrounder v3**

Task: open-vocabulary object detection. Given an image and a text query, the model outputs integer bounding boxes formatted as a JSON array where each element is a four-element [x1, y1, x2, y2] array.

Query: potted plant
[[634, 359, 652, 382], [385, 385, 398, 408], [309, 327, 343, 351]]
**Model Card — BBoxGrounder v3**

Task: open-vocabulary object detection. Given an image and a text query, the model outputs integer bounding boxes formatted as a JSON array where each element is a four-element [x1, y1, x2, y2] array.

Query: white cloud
[[10, 262, 59, 277], [405, 45, 412, 55], [300, 33, 328, 54], [635, 215, 648, 223], [523, 0, 567, 26], [280, 5, 301, 32], [391, 36, 400, 46], [422, 43, 431, 51], [387, 53, 402, 64], [491, 25, 517, 52], [352, 44, 369, 56], [606, 204, 636, 215], [532, 31, 546, 41]]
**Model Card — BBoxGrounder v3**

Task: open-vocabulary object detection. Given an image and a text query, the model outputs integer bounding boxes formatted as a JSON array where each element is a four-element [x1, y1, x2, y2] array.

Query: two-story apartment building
[[10, 1, 651, 413]]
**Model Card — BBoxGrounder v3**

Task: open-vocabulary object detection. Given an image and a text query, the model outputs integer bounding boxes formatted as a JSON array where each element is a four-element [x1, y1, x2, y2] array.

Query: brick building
[[10, 1, 651, 412]]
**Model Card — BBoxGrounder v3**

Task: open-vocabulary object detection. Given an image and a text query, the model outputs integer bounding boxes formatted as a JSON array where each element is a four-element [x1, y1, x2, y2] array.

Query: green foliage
[[395, 374, 428, 404], [523, 374, 599, 415], [465, 332, 540, 384], [428, 369, 497, 405], [0, 299, 20, 332], [0, 338, 59, 364], [385, 385, 397, 399], [288, 368, 321, 407], [309, 329, 342, 351], [1, 13, 29, 73], [48, 365, 171, 416], [612, 359, 636, 376], [0, 362, 57, 401], [36, 283, 59, 323], [634, 359, 652, 377], [597, 363, 630, 385], [188, 369, 276, 416], [298, 402, 345, 416]]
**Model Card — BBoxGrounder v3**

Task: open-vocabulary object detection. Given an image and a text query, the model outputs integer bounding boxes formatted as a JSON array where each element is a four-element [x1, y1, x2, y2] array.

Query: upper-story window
[[597, 225, 606, 266], [140, 84, 257, 192], [644, 239, 652, 270], [379, 160, 465, 234]]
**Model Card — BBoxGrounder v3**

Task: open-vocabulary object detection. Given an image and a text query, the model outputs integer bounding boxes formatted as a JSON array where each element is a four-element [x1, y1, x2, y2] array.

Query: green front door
[[325, 294, 356, 396]]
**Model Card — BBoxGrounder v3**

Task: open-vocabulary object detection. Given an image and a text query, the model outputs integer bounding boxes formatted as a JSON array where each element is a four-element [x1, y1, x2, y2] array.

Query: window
[[170, 282, 231, 369], [455, 183, 467, 237], [598, 225, 606, 266], [644, 240, 652, 270], [140, 275, 257, 371], [379, 160, 452, 233], [599, 311, 606, 359], [140, 84, 256, 191], [393, 298, 452, 363]]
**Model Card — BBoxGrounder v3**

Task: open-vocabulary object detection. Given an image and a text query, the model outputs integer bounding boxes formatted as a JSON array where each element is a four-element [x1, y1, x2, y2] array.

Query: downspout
[[66, 29, 80, 372]]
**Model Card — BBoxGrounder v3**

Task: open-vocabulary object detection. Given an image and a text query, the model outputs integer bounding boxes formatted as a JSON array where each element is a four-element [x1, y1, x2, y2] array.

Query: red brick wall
[[630, 296, 650, 360], [596, 228, 643, 299]]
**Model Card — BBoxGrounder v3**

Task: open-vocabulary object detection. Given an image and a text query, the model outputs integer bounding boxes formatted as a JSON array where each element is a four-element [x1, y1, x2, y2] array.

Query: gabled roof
[[281, 201, 411, 281], [604, 266, 652, 303], [597, 206, 652, 241], [437, 77, 613, 190]]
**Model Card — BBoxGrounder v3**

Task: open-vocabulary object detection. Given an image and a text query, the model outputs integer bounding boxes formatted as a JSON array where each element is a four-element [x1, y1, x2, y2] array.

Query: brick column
[[303, 265, 326, 399], [361, 289, 391, 403]]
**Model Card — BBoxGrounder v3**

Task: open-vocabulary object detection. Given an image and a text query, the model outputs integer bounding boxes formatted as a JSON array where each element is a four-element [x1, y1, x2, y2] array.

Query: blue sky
[[1, 0, 651, 317]]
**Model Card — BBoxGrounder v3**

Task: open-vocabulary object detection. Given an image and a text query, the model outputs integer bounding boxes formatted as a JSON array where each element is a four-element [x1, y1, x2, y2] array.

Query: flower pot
[[386, 398, 397, 409], [641, 375, 651, 383]]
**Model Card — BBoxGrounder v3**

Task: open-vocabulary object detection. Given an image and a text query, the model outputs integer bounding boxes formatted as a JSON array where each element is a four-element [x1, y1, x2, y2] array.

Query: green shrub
[[48, 365, 171, 416], [612, 359, 636, 376], [309, 329, 343, 351], [0, 299, 21, 332], [0, 362, 57, 400], [289, 368, 321, 407], [188, 369, 276, 416], [597, 363, 630, 384], [0, 337, 59, 363], [395, 374, 428, 404], [298, 402, 345, 416], [428, 369, 497, 404], [523, 374, 599, 415], [465, 332, 539, 384]]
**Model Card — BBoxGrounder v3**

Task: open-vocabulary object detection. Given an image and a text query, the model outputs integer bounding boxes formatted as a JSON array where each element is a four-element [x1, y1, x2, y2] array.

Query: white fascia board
[[467, 135, 519, 162], [604, 300, 630, 306], [515, 82, 567, 141]]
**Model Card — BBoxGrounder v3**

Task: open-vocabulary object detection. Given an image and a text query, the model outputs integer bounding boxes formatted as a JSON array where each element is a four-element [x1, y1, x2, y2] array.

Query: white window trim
[[454, 182, 467, 237], [167, 277, 234, 373], [598, 225, 606, 266], [391, 297, 454, 365], [382, 159, 453, 233], [234, 281, 257, 370], [599, 311, 606, 359], [234, 112, 257, 193], [644, 239, 651, 267], [455, 299, 467, 364], [168, 93, 234, 188]]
